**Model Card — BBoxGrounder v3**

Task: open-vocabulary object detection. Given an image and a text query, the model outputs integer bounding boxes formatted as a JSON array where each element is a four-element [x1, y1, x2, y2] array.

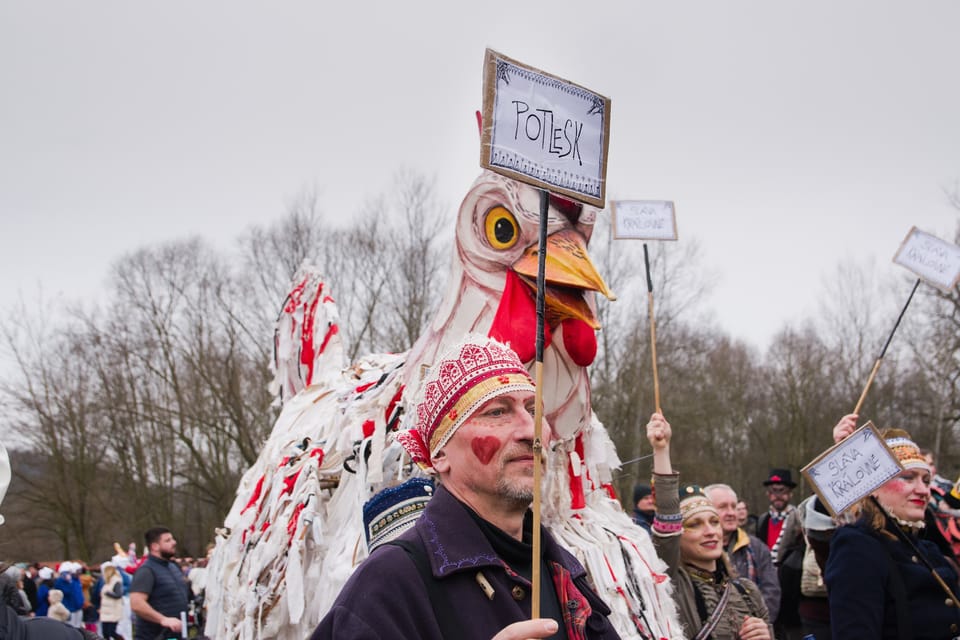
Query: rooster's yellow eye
[[484, 206, 519, 250]]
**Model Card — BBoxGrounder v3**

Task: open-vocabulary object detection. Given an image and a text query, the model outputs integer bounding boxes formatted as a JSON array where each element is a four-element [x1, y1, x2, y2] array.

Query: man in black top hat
[[756, 469, 804, 640]]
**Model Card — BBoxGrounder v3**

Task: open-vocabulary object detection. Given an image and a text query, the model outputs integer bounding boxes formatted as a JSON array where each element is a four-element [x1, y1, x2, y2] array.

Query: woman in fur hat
[[645, 412, 772, 639], [47, 588, 70, 622], [824, 425, 960, 639]]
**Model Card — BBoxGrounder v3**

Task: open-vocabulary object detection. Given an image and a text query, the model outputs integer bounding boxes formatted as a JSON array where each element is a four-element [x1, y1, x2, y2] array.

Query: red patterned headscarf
[[396, 334, 535, 471]]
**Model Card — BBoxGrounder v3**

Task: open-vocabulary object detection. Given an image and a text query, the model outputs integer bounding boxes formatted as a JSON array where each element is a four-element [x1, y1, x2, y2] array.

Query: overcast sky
[[2, 1, 958, 357]]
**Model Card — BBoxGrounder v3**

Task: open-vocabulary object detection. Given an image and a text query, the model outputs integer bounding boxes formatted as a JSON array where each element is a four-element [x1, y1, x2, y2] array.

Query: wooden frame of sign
[[801, 422, 904, 518], [480, 48, 611, 208], [892, 226, 960, 293], [610, 200, 678, 241]]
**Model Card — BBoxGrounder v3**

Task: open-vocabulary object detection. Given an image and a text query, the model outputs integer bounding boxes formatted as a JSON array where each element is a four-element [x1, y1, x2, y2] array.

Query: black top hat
[[763, 468, 797, 488]]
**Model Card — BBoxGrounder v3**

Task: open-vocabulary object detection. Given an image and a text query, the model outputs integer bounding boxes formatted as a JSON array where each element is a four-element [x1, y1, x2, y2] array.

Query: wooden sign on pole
[[893, 226, 960, 293], [853, 227, 959, 413], [801, 422, 903, 517], [480, 48, 611, 208], [611, 200, 678, 241], [611, 200, 678, 415], [479, 48, 612, 621]]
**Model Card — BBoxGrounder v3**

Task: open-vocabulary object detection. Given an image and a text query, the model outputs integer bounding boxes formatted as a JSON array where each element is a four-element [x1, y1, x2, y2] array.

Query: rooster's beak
[[512, 229, 616, 330]]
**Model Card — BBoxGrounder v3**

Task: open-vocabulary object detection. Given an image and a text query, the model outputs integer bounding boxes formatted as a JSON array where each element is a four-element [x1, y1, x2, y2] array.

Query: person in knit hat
[[632, 484, 655, 532], [823, 416, 960, 639], [646, 412, 772, 640], [313, 334, 621, 640]]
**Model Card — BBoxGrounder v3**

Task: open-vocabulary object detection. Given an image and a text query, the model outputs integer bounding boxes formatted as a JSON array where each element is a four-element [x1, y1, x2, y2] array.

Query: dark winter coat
[[311, 485, 620, 640], [52, 575, 83, 613], [825, 519, 960, 639]]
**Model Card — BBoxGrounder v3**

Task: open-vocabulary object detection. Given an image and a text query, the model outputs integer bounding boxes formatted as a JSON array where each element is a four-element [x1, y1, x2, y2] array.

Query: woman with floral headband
[[646, 413, 772, 640], [824, 421, 960, 639]]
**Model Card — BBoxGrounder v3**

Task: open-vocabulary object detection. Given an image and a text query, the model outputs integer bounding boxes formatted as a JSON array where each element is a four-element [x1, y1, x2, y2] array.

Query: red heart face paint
[[471, 436, 502, 465]]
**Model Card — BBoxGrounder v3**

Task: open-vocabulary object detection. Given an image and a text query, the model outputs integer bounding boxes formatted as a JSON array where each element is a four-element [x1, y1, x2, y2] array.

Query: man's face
[[706, 487, 739, 537], [735, 501, 748, 524], [152, 533, 177, 560], [432, 390, 547, 514], [766, 484, 792, 511], [636, 494, 655, 513]]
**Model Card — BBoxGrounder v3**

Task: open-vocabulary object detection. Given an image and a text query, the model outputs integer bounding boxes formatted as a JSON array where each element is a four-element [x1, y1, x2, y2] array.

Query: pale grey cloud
[[1, 0, 957, 352]]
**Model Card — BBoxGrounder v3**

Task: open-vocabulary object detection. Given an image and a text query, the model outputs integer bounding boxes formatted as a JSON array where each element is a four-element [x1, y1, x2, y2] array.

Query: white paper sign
[[893, 226, 960, 293], [802, 422, 903, 517], [480, 49, 611, 208], [611, 201, 678, 240]]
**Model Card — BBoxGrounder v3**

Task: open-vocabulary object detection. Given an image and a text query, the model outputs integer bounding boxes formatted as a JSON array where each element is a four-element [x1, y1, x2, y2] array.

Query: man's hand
[[832, 414, 858, 444], [491, 618, 559, 640], [737, 615, 771, 640], [160, 615, 183, 633], [646, 413, 671, 451], [131, 591, 183, 634]]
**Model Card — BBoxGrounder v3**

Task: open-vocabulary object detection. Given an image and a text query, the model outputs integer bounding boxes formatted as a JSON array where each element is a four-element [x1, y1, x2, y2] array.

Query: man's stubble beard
[[494, 444, 541, 508], [496, 475, 534, 508]]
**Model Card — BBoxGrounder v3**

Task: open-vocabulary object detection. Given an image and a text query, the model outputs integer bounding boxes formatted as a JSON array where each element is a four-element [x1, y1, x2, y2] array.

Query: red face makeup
[[470, 436, 502, 465]]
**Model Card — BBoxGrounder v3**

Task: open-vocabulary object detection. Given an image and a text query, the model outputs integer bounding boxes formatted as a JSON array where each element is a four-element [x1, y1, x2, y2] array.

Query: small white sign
[[893, 226, 960, 293], [480, 49, 611, 208], [802, 422, 903, 517], [611, 200, 678, 240]]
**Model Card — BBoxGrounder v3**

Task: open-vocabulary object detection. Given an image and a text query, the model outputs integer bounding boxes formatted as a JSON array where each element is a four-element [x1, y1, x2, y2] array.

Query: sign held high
[[480, 49, 611, 208]]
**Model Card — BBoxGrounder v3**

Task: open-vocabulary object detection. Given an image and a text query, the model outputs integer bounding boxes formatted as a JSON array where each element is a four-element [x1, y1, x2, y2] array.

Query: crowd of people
[[633, 413, 960, 640], [5, 334, 960, 639], [314, 335, 960, 640], [1, 535, 210, 640]]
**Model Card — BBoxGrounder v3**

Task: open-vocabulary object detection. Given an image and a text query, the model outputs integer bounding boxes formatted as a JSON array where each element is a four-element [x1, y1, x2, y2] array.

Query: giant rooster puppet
[[205, 170, 682, 639]]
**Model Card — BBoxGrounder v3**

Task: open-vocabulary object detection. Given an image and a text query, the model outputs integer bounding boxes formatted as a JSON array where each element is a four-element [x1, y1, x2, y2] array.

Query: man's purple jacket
[[311, 485, 621, 639]]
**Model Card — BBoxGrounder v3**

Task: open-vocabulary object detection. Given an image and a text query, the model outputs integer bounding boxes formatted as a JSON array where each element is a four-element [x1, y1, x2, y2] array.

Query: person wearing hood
[[35, 567, 54, 617], [47, 589, 70, 622], [53, 564, 84, 626]]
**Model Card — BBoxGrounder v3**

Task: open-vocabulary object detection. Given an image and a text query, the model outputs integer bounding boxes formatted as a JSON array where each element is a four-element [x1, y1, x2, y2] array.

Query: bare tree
[[1, 307, 108, 559]]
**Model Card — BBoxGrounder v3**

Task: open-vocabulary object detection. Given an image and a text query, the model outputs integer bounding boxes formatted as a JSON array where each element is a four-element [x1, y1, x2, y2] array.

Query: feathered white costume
[[205, 170, 683, 639]]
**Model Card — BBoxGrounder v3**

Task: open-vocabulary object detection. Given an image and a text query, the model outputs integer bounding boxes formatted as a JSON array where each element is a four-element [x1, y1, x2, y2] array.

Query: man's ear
[[432, 449, 450, 474]]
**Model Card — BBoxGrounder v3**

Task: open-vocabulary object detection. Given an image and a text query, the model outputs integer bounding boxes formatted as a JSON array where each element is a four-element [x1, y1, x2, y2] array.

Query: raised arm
[[647, 412, 672, 475], [646, 413, 682, 575]]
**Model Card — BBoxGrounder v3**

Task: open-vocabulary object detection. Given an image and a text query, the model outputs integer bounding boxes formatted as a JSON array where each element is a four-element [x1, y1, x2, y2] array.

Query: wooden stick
[[852, 359, 882, 416], [852, 278, 920, 415], [643, 244, 661, 414], [532, 362, 544, 619], [531, 188, 549, 619]]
